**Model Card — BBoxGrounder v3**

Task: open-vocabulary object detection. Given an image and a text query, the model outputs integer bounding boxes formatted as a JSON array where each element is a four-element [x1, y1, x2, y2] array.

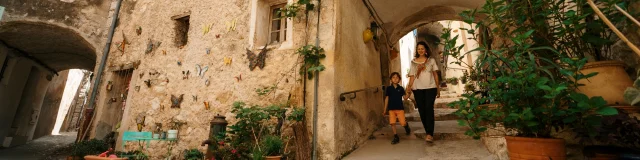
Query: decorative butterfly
[[204, 101, 210, 110], [144, 79, 151, 87], [117, 32, 130, 53], [192, 95, 197, 102], [182, 70, 190, 80], [195, 64, 209, 78], [177, 61, 182, 66], [216, 34, 221, 38], [136, 26, 142, 35], [224, 57, 232, 65], [162, 50, 166, 55], [205, 79, 210, 86], [145, 39, 162, 54], [133, 61, 141, 69], [139, 72, 144, 78], [134, 86, 140, 91], [235, 74, 242, 82], [226, 19, 236, 31], [203, 23, 212, 35], [206, 48, 211, 55], [171, 94, 184, 108], [246, 45, 270, 71]]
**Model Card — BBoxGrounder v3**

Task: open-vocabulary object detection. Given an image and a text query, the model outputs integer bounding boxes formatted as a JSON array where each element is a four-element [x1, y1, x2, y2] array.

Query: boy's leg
[[389, 110, 398, 135], [397, 110, 411, 135]]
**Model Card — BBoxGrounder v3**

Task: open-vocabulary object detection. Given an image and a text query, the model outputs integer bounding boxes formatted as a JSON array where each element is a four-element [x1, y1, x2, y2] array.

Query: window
[[269, 4, 287, 44], [172, 13, 190, 47]]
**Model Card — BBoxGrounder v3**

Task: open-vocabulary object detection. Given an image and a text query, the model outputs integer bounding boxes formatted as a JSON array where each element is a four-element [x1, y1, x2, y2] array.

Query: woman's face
[[417, 44, 428, 57]]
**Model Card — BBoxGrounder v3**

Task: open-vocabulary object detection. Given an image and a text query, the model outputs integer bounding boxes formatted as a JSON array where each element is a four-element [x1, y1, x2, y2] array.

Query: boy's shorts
[[388, 110, 406, 126]]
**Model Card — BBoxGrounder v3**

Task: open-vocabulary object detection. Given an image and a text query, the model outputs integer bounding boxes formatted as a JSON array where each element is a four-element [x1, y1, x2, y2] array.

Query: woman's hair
[[390, 72, 401, 79], [415, 41, 431, 58]]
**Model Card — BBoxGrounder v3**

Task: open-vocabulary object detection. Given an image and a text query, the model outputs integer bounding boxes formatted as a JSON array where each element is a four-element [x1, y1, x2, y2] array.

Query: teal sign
[[0, 6, 4, 21]]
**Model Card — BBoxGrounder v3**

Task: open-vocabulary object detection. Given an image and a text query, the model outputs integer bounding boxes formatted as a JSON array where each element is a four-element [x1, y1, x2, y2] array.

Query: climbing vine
[[297, 45, 325, 80], [277, 0, 316, 19]]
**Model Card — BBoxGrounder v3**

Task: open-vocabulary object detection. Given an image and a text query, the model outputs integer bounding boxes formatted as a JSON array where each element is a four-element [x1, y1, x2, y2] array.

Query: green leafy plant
[[276, 0, 316, 19], [464, 83, 475, 93], [261, 135, 284, 156], [183, 149, 204, 160], [297, 45, 326, 79], [71, 139, 109, 157], [442, 0, 623, 139], [623, 69, 640, 106], [461, 71, 469, 84], [446, 77, 459, 85]]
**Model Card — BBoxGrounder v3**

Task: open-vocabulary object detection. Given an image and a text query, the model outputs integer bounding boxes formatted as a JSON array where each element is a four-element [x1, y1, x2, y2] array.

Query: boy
[[383, 72, 412, 144]]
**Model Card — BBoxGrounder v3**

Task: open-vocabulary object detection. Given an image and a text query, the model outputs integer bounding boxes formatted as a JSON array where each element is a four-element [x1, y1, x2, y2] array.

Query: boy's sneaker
[[404, 125, 411, 135], [391, 135, 400, 144]]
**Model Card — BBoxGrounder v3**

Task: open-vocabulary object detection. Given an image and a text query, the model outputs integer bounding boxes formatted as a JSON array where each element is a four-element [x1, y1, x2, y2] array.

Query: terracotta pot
[[505, 136, 566, 160], [264, 155, 282, 160], [577, 61, 633, 105], [83, 155, 128, 160]]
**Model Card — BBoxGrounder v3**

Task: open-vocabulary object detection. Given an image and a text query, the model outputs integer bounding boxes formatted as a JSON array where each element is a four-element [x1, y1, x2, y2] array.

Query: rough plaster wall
[[612, 2, 640, 78], [33, 70, 70, 139], [0, 0, 111, 49], [0, 43, 52, 146], [334, 0, 384, 158], [86, 0, 338, 159]]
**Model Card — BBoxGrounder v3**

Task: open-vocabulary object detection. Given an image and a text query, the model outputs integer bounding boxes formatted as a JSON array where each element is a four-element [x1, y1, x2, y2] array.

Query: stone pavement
[[0, 132, 76, 160]]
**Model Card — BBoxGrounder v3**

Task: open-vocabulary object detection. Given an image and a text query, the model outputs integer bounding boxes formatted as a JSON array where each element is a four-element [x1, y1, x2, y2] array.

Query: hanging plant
[[461, 71, 469, 84], [277, 0, 316, 19], [297, 45, 325, 80]]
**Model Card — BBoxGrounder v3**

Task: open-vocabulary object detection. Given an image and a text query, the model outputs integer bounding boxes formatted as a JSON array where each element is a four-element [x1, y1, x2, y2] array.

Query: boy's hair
[[390, 72, 401, 79]]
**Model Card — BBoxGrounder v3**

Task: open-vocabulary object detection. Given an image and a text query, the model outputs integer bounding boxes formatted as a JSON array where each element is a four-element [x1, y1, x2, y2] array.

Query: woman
[[407, 41, 440, 143]]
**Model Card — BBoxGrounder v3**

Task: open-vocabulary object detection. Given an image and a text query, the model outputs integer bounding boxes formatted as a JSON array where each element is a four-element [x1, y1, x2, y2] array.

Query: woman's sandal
[[425, 135, 434, 143]]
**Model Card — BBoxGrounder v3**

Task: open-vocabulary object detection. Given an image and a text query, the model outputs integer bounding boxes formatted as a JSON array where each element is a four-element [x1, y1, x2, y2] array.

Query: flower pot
[[264, 155, 282, 160], [577, 61, 633, 105], [505, 136, 566, 160], [83, 155, 128, 160], [167, 130, 178, 139]]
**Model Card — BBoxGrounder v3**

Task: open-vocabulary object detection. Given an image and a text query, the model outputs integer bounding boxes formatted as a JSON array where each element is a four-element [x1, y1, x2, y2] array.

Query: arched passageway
[[0, 21, 96, 147]]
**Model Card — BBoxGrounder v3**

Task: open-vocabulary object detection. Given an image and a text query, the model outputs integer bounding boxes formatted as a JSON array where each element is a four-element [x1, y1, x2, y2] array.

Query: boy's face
[[391, 75, 400, 84]]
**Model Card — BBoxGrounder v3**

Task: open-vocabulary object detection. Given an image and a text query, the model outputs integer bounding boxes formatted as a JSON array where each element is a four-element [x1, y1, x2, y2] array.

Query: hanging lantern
[[363, 28, 374, 43]]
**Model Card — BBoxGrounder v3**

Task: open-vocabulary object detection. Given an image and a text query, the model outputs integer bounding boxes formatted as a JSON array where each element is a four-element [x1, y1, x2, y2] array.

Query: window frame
[[268, 4, 288, 44]]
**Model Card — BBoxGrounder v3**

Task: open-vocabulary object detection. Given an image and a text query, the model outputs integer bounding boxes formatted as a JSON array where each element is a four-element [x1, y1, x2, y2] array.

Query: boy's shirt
[[385, 85, 405, 110]]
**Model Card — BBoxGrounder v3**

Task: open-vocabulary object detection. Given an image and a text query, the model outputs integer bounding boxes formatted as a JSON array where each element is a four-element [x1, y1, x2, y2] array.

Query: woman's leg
[[413, 89, 431, 135], [424, 88, 438, 136]]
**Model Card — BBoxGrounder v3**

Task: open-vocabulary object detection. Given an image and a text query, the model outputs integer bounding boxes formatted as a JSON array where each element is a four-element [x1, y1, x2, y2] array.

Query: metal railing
[[339, 86, 382, 101]]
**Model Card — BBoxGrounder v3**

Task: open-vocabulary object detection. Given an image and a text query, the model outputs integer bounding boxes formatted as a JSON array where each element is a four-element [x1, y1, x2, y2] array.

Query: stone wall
[[334, 0, 385, 158], [33, 70, 70, 139], [87, 0, 338, 159]]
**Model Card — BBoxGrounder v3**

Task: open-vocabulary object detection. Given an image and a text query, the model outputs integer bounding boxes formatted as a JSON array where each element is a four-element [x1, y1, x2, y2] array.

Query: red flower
[[218, 141, 225, 145], [231, 149, 237, 154]]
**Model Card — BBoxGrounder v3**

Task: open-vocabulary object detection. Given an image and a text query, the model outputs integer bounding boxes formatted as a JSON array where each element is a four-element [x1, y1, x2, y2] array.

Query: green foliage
[[624, 70, 640, 106], [183, 149, 204, 160], [261, 135, 284, 156], [256, 85, 277, 96], [446, 77, 459, 85], [276, 0, 316, 19], [287, 107, 306, 122], [71, 139, 109, 157], [461, 71, 469, 84], [297, 45, 326, 79], [444, 0, 623, 139], [464, 83, 475, 93]]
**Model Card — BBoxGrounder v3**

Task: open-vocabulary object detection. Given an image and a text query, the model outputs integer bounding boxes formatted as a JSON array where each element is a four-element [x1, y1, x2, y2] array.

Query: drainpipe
[[312, 0, 321, 159], [79, 0, 123, 141]]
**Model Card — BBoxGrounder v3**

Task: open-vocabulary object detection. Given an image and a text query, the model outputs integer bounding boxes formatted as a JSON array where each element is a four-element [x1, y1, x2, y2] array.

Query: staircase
[[342, 87, 496, 160]]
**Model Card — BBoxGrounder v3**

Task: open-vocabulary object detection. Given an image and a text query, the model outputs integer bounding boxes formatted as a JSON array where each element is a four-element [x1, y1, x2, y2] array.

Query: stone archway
[[0, 21, 97, 147]]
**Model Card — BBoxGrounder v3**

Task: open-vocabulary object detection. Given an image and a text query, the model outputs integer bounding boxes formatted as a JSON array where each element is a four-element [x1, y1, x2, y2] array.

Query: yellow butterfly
[[203, 23, 212, 35], [226, 19, 236, 31], [224, 57, 232, 65]]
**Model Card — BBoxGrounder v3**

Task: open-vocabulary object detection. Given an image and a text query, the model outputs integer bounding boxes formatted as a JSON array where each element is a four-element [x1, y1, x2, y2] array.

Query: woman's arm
[[432, 70, 440, 98]]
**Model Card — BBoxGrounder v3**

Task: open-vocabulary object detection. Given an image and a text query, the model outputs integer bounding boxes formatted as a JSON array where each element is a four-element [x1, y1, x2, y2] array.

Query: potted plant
[[70, 139, 109, 159], [261, 135, 284, 160], [461, 71, 469, 84], [441, 0, 622, 159], [183, 149, 204, 160], [577, 110, 640, 159], [168, 119, 186, 140]]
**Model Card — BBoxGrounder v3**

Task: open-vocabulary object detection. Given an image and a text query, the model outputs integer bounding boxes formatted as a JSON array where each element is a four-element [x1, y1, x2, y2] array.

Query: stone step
[[373, 121, 472, 141], [404, 108, 459, 122]]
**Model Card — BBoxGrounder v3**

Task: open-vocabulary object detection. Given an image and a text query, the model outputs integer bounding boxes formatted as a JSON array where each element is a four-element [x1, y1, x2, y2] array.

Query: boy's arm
[[383, 96, 389, 116]]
